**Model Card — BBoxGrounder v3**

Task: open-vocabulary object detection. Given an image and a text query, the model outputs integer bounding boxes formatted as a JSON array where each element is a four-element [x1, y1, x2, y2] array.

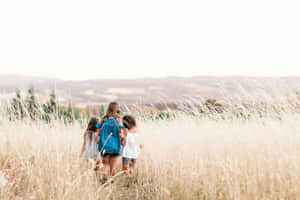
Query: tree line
[[4, 87, 229, 124], [5, 88, 105, 124]]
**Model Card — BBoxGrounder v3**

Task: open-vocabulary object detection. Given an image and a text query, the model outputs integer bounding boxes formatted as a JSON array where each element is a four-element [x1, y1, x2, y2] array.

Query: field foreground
[[1, 115, 300, 200]]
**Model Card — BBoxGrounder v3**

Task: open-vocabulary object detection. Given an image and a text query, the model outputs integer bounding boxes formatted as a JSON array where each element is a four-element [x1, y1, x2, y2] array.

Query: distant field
[[1, 113, 300, 199], [1, 75, 300, 105]]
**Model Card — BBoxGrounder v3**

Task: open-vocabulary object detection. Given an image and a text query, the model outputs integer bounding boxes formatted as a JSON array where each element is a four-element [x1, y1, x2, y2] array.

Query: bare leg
[[85, 159, 93, 170], [102, 157, 109, 181], [94, 159, 101, 171], [87, 160, 93, 169], [129, 161, 136, 176], [123, 163, 130, 175], [109, 157, 118, 177]]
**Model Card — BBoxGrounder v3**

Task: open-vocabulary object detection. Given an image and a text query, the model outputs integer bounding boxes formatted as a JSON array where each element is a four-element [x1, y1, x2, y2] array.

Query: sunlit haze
[[0, 0, 299, 80]]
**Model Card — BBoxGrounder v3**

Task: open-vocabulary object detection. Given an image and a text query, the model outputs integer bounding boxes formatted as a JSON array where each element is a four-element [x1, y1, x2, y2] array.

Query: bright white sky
[[0, 0, 299, 80]]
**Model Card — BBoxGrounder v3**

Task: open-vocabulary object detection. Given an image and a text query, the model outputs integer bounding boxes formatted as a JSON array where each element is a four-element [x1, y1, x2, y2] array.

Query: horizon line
[[1, 73, 300, 82]]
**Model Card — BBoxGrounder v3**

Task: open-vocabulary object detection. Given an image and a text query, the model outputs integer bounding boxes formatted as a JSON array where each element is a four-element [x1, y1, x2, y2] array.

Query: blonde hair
[[101, 102, 121, 124]]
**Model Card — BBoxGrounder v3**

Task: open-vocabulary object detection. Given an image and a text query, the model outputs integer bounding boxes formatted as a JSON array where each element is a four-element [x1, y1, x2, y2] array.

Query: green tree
[[204, 99, 224, 113], [10, 89, 26, 120], [65, 103, 74, 124], [41, 103, 51, 123], [99, 105, 105, 118], [43, 90, 59, 122], [158, 111, 171, 120], [48, 90, 58, 114], [25, 87, 40, 120]]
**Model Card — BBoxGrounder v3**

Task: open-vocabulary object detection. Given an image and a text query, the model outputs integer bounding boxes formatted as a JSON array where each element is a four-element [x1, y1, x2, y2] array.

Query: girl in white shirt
[[122, 115, 143, 175]]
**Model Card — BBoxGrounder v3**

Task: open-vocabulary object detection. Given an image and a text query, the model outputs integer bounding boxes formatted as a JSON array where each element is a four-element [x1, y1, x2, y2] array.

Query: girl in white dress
[[80, 117, 100, 169], [121, 115, 143, 175]]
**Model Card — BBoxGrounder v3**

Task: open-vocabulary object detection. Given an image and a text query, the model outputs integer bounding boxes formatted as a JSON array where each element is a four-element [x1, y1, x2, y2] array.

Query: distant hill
[[1, 75, 300, 106]]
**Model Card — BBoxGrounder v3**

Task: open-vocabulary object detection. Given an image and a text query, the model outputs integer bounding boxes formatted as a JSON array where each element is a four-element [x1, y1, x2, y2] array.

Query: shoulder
[[118, 119, 127, 130]]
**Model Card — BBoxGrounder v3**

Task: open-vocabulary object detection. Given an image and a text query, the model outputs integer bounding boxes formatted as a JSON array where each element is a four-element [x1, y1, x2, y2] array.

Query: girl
[[80, 117, 100, 169], [122, 115, 143, 175], [96, 102, 126, 182]]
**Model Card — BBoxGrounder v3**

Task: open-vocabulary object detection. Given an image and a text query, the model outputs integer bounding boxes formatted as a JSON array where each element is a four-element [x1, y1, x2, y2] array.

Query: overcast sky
[[0, 0, 299, 80]]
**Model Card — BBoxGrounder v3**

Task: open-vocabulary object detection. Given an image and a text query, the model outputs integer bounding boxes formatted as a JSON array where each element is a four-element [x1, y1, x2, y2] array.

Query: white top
[[122, 131, 141, 159], [84, 131, 98, 160]]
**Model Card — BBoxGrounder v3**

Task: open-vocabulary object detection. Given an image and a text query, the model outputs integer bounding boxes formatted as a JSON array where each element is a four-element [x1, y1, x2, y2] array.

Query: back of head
[[122, 115, 137, 130], [86, 117, 99, 140], [87, 117, 99, 132], [105, 102, 121, 119]]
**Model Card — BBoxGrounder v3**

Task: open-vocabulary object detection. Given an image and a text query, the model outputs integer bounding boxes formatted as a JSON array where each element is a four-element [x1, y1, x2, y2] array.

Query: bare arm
[[119, 120, 127, 146], [96, 128, 101, 144], [139, 131, 143, 149], [80, 136, 87, 157]]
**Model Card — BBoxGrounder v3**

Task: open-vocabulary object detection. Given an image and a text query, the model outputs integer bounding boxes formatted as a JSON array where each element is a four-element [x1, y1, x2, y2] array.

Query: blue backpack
[[97, 118, 125, 155]]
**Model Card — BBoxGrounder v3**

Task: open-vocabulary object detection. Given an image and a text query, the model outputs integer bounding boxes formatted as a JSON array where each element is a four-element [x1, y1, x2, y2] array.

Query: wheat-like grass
[[1, 113, 300, 199]]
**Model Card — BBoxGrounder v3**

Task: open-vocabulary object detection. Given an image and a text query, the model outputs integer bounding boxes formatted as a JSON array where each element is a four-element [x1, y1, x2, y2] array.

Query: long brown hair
[[86, 117, 99, 140], [101, 102, 121, 124]]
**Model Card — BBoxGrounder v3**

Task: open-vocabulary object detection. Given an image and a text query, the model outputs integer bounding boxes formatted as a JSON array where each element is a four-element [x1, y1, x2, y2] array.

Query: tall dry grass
[[1, 113, 300, 199]]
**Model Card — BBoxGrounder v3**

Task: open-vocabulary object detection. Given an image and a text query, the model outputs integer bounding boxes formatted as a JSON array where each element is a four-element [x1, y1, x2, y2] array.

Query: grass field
[[1, 113, 300, 199]]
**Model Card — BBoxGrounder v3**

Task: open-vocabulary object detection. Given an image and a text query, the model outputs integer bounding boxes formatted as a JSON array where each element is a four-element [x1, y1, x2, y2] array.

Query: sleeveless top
[[97, 118, 125, 155], [84, 131, 98, 160], [121, 131, 141, 159]]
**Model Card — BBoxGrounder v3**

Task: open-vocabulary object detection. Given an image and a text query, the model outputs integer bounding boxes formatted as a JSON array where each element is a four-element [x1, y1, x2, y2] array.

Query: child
[[122, 115, 143, 175], [96, 102, 126, 182], [80, 117, 101, 169]]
